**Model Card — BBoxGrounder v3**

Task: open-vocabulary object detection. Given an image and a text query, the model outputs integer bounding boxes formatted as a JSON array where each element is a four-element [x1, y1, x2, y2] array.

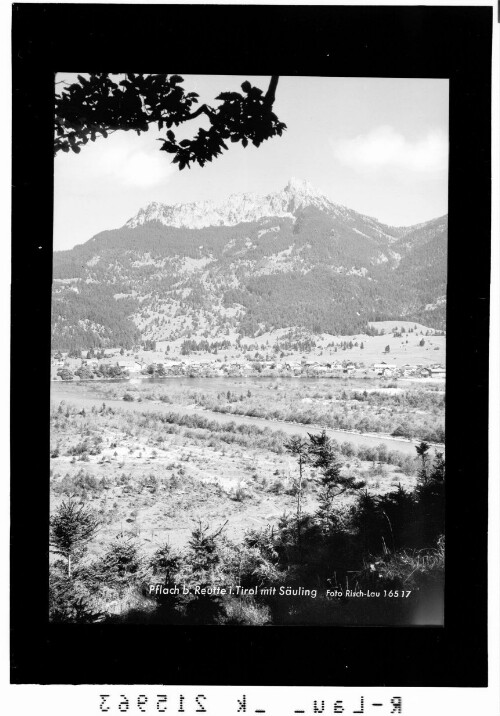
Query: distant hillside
[[52, 179, 447, 351]]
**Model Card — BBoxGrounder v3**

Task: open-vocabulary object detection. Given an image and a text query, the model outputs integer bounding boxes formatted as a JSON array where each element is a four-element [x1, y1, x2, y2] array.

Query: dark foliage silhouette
[[55, 74, 286, 169]]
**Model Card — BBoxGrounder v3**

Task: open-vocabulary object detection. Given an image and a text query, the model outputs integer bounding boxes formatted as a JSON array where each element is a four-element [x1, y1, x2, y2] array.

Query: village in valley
[[51, 321, 446, 383], [52, 353, 446, 382], [49, 317, 447, 625]]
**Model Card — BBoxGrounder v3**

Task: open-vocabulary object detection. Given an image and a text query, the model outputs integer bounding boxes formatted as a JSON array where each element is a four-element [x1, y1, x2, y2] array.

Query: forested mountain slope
[[52, 179, 447, 351]]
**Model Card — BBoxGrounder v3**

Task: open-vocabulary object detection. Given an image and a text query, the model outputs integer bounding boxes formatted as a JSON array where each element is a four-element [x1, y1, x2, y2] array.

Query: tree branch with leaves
[[54, 73, 286, 169]]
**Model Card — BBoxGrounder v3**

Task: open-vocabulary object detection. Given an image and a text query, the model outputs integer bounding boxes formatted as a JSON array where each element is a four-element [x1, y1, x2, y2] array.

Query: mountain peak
[[125, 179, 347, 231], [284, 177, 316, 195]]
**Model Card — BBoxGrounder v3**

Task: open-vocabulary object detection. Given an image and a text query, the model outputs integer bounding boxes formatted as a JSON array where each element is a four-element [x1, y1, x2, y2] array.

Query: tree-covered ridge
[[52, 202, 447, 350], [52, 282, 141, 351]]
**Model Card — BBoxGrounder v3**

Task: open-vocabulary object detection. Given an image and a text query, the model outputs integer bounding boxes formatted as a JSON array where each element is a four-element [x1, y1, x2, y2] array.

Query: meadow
[[49, 375, 444, 625], [50, 387, 421, 554], [62, 374, 445, 444]]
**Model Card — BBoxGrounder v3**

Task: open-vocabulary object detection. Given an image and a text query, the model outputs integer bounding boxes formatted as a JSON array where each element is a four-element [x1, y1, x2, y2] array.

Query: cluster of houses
[[51, 352, 445, 381], [371, 362, 446, 379], [136, 358, 445, 380]]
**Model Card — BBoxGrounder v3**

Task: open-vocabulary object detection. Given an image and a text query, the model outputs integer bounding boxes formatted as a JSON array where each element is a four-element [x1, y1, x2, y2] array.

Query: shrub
[[223, 597, 271, 625], [149, 543, 181, 581], [88, 534, 144, 596], [49, 567, 104, 623], [268, 479, 285, 495], [74, 366, 94, 380], [391, 424, 412, 439], [232, 484, 250, 502], [357, 536, 444, 592], [67, 438, 101, 457]]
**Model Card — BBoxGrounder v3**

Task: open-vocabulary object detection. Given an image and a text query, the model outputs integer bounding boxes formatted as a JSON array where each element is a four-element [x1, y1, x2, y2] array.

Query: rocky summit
[[125, 178, 354, 230]]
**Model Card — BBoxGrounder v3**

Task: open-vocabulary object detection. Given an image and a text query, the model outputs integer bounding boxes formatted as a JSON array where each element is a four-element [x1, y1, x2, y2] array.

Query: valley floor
[[50, 376, 443, 554]]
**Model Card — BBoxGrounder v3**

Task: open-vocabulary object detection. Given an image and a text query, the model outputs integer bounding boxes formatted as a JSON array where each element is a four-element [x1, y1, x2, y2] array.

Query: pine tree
[[308, 430, 359, 526], [50, 498, 101, 577], [415, 441, 431, 483], [284, 436, 309, 548], [188, 520, 227, 575], [90, 534, 144, 599], [430, 451, 445, 482], [415, 452, 445, 544]]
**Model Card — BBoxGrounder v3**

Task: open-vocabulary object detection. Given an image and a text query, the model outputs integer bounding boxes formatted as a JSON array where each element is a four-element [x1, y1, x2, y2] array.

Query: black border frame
[[11, 3, 491, 686]]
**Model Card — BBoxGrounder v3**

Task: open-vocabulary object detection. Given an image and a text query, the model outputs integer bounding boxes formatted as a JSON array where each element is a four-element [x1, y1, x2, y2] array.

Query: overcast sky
[[54, 74, 449, 251]]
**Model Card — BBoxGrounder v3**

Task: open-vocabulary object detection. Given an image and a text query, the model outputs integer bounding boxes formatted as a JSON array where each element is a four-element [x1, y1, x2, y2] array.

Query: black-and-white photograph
[[9, 0, 496, 697], [49, 73, 448, 626]]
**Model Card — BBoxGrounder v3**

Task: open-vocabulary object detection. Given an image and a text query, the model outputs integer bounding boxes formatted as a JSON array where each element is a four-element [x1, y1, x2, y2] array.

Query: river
[[51, 379, 444, 457]]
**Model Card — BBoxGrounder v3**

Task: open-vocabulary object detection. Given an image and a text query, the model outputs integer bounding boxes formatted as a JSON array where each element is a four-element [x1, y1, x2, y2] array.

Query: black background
[[11, 3, 492, 686]]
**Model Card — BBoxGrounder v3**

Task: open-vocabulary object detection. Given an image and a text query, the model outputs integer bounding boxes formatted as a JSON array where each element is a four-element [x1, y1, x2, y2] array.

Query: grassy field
[[49, 374, 445, 625], [50, 390, 420, 556], [56, 374, 445, 444]]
